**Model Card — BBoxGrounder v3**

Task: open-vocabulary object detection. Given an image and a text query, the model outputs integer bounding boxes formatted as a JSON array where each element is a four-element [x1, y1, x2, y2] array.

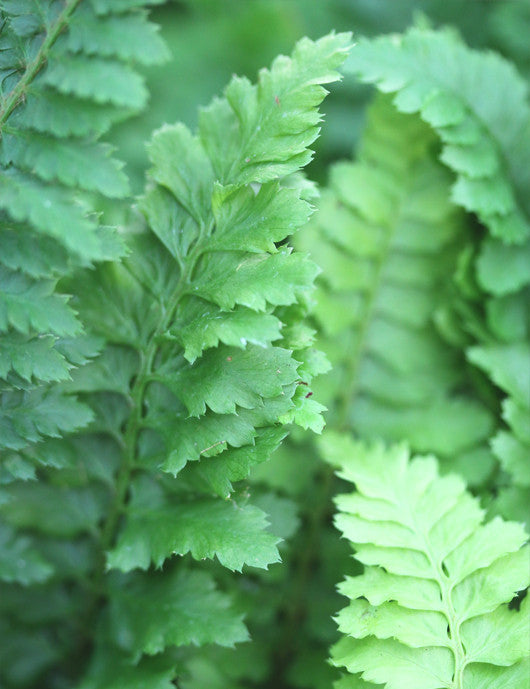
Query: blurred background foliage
[[110, 0, 530, 193], [107, 2, 529, 688]]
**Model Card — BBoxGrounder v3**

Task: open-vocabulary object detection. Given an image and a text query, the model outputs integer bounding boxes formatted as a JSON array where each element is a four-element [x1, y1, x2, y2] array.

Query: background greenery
[[110, 0, 530, 193]]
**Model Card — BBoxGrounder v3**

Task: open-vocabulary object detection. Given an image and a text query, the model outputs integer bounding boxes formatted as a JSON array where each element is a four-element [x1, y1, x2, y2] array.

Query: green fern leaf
[[199, 32, 352, 185], [55, 32, 348, 686], [344, 30, 530, 524], [64, 5, 168, 65], [0, 388, 93, 451], [0, 170, 103, 259], [322, 434, 530, 689], [11, 89, 128, 137], [0, 523, 53, 585], [209, 181, 311, 253], [0, 0, 168, 461], [0, 334, 71, 382], [108, 568, 249, 656], [192, 249, 319, 311], [0, 268, 80, 336], [171, 299, 283, 364], [0, 29, 351, 688], [162, 345, 299, 416], [1, 131, 129, 197], [43, 55, 147, 109], [345, 27, 530, 245], [180, 426, 287, 498], [159, 411, 258, 474], [108, 498, 280, 572], [0, 480, 105, 536]]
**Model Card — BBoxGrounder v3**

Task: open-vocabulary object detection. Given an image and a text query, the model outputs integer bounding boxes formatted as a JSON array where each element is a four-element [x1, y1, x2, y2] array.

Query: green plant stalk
[[77, 233, 211, 651], [98, 234, 208, 558], [0, 0, 83, 130]]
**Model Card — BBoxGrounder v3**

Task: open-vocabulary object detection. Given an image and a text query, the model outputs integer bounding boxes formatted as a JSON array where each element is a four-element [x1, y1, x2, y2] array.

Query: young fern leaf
[[321, 433, 530, 689], [296, 96, 493, 482], [100, 32, 350, 571], [0, 0, 167, 466]]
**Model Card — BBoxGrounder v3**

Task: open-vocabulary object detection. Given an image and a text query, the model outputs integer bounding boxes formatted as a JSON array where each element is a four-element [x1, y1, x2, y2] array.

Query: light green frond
[[322, 433, 530, 689]]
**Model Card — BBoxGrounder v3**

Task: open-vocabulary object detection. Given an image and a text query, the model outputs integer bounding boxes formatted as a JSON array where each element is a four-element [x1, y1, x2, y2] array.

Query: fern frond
[[345, 29, 530, 522], [345, 27, 530, 248], [199, 32, 351, 185], [344, 27, 530, 525], [89, 31, 350, 567], [297, 96, 493, 482], [322, 433, 530, 689], [0, 33, 351, 688], [0, 0, 167, 454], [344, 23, 530, 459]]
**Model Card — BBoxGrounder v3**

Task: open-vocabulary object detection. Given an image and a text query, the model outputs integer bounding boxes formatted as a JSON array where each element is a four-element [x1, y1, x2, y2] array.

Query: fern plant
[[2, 6, 530, 689], [323, 433, 529, 689], [0, 4, 351, 685]]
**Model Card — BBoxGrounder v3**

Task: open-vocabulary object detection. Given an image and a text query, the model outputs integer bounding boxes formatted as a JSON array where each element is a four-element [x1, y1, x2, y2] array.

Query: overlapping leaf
[[469, 344, 530, 524], [108, 568, 249, 657]]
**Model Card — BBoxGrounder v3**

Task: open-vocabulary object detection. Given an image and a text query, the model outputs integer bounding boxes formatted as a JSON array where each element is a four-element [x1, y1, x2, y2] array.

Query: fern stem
[[79, 233, 208, 670], [334, 201, 401, 431], [418, 526, 466, 688], [0, 0, 82, 130], [99, 250, 202, 554]]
